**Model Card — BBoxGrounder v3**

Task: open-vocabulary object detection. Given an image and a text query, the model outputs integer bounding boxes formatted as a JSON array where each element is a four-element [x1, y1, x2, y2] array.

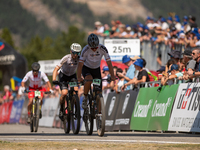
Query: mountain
[[1, 0, 200, 47]]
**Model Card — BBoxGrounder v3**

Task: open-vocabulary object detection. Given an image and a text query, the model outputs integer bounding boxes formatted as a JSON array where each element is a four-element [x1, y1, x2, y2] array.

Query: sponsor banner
[[9, 99, 24, 123], [168, 83, 200, 132], [53, 104, 62, 128], [104, 39, 140, 61], [105, 92, 120, 131], [113, 90, 138, 130], [131, 84, 179, 131], [39, 97, 59, 127], [0, 101, 13, 124], [19, 97, 29, 124]]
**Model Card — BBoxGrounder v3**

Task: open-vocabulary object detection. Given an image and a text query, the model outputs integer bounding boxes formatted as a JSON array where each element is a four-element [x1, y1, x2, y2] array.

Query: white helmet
[[87, 33, 99, 48], [70, 43, 82, 52]]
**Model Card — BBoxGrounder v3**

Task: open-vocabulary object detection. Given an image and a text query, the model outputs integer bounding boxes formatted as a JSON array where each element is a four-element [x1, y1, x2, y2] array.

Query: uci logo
[[108, 96, 116, 116], [122, 94, 130, 114]]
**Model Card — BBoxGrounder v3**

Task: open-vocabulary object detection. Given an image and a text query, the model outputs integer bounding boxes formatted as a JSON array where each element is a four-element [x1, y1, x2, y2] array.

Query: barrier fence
[[0, 82, 200, 133]]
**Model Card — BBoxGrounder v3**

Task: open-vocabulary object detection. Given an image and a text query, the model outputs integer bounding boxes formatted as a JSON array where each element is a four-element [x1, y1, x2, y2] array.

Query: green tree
[[0, 28, 15, 48]]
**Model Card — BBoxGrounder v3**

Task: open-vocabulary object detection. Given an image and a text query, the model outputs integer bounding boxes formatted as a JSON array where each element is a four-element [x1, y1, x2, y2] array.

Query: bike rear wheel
[[71, 95, 80, 134], [83, 96, 94, 135], [63, 100, 70, 134], [96, 94, 105, 137], [33, 99, 40, 132]]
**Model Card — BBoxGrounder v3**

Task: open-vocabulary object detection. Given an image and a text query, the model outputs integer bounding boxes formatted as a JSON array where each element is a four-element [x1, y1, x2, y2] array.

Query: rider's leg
[[27, 97, 33, 123], [82, 75, 93, 109], [59, 89, 68, 120]]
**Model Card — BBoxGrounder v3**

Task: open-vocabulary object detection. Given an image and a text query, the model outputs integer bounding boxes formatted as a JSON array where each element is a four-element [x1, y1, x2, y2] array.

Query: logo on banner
[[177, 87, 200, 111], [134, 99, 152, 117], [108, 96, 116, 116], [122, 94, 130, 114], [151, 97, 172, 117]]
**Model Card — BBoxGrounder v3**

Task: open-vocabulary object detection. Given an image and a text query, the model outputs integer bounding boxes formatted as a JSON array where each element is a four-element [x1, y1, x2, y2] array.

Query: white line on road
[[0, 138, 200, 144]]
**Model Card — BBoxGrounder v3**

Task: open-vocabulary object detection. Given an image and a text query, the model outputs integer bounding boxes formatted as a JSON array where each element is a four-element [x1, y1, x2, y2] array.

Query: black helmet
[[87, 33, 99, 48], [31, 62, 40, 71]]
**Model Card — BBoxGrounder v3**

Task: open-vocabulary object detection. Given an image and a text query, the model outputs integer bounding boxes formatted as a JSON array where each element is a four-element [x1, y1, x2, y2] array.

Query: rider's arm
[[52, 66, 61, 81], [77, 62, 84, 79], [106, 60, 114, 78]]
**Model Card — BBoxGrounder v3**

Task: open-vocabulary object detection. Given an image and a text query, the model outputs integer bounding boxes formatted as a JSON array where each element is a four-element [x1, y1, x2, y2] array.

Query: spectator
[[3, 85, 11, 101], [114, 68, 124, 93], [188, 48, 200, 77], [117, 55, 135, 90], [189, 15, 198, 29], [102, 66, 113, 90], [157, 66, 166, 80], [89, 21, 104, 35], [122, 59, 150, 89], [161, 64, 183, 85]]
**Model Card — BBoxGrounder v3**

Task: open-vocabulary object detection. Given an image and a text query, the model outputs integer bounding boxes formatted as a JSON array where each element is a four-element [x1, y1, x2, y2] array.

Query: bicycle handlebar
[[24, 89, 51, 94]]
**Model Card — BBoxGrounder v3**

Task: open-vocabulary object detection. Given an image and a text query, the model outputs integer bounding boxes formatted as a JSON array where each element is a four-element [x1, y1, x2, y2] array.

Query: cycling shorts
[[28, 87, 44, 99], [59, 72, 77, 90], [82, 65, 102, 90]]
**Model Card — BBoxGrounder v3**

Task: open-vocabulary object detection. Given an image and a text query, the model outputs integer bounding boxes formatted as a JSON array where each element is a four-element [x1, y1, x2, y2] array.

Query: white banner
[[39, 97, 59, 127], [104, 39, 140, 61], [38, 59, 60, 75], [168, 83, 200, 132]]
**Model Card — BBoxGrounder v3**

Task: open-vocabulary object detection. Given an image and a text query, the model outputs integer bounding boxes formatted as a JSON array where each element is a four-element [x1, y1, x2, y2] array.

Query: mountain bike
[[82, 78, 109, 137], [25, 90, 51, 132], [53, 80, 81, 134]]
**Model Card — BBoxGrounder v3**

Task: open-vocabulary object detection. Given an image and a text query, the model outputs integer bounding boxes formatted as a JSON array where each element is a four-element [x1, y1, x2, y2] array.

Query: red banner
[[0, 101, 13, 124]]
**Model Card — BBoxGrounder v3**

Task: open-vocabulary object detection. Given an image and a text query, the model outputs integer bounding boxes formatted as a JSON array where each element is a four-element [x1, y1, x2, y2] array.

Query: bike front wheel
[[33, 99, 40, 132], [71, 95, 80, 134], [83, 96, 93, 135], [63, 100, 70, 134], [96, 94, 105, 137]]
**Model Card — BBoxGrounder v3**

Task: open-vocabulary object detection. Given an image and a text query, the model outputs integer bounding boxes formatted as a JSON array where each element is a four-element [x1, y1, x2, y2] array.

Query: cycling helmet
[[87, 33, 99, 48], [70, 43, 82, 52], [31, 62, 40, 71]]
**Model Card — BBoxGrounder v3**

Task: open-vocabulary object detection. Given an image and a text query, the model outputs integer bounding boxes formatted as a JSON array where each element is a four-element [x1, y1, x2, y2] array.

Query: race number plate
[[34, 91, 41, 97], [69, 82, 77, 87], [93, 79, 101, 86]]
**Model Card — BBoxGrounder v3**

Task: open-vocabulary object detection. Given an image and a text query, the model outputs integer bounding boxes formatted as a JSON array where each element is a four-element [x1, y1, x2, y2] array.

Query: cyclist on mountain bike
[[77, 33, 115, 109], [21, 62, 53, 123], [52, 43, 82, 121]]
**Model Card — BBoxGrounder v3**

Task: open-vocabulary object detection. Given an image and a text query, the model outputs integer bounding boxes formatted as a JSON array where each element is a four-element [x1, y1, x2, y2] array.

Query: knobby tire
[[71, 95, 80, 134]]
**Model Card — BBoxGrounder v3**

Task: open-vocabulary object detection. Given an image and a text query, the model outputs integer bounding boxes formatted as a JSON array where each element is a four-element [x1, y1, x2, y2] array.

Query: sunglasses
[[33, 70, 39, 73], [72, 51, 80, 55]]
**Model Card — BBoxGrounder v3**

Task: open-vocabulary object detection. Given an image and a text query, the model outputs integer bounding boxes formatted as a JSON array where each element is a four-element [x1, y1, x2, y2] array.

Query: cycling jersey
[[57, 54, 79, 76], [79, 44, 111, 69], [22, 71, 49, 89]]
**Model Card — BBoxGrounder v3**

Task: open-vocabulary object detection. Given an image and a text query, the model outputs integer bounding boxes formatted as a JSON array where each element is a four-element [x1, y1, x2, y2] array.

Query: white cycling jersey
[[22, 71, 49, 89], [57, 54, 79, 76], [79, 44, 111, 69]]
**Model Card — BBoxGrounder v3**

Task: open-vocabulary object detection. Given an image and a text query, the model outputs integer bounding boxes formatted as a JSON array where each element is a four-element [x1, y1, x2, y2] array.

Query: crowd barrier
[[0, 84, 200, 133]]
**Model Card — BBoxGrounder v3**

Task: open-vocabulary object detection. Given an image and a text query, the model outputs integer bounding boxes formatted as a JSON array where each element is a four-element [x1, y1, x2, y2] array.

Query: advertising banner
[[131, 84, 179, 131], [104, 39, 140, 61], [0, 101, 13, 124], [113, 90, 138, 130], [39, 97, 59, 127], [105, 92, 120, 131], [19, 97, 29, 124], [9, 99, 24, 123], [168, 83, 200, 132]]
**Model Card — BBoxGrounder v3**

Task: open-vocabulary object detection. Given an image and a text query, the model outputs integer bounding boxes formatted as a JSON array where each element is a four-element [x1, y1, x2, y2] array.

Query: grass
[[0, 141, 200, 150]]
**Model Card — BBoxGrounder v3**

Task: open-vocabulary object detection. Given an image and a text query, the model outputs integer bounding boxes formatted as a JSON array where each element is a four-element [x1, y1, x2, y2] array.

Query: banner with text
[[104, 39, 140, 61], [168, 83, 200, 132], [130, 84, 179, 131]]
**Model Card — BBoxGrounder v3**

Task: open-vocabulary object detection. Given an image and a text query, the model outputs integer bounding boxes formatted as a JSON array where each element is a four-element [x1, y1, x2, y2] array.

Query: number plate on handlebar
[[34, 91, 41, 97], [93, 79, 101, 86], [69, 82, 78, 87]]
